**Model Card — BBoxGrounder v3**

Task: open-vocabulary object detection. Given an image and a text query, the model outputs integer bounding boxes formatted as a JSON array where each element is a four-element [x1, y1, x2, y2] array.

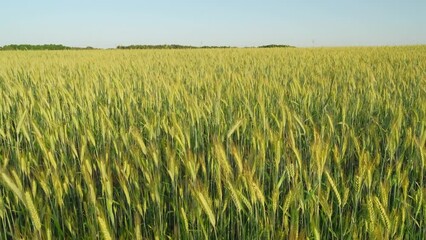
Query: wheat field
[[0, 46, 425, 239]]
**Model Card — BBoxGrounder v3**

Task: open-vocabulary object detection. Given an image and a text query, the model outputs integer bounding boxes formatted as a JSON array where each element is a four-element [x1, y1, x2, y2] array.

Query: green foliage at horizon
[[116, 44, 233, 49], [1, 43, 295, 51], [0, 47, 425, 239], [0, 44, 96, 51], [258, 44, 295, 48], [0, 44, 72, 51]]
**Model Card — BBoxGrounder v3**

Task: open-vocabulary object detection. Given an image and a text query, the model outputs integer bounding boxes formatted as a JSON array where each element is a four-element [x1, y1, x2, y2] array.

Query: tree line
[[0, 44, 94, 50], [0, 44, 294, 51], [116, 45, 234, 49]]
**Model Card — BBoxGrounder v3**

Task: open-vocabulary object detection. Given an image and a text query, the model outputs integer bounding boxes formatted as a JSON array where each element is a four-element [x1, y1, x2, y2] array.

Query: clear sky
[[0, 0, 425, 48]]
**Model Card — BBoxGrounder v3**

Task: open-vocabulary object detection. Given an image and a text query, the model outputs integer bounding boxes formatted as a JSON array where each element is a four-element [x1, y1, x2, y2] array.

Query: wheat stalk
[[25, 191, 41, 231]]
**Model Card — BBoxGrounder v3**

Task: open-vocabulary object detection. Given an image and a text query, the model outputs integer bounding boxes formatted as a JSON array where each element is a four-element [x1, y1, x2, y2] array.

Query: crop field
[[0, 46, 425, 239]]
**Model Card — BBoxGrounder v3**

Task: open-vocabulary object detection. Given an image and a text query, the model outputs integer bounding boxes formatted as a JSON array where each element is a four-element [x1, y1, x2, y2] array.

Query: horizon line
[[1, 43, 425, 50]]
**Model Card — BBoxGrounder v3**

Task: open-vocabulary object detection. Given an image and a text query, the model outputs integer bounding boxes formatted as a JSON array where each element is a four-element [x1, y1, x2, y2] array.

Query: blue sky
[[0, 0, 425, 48]]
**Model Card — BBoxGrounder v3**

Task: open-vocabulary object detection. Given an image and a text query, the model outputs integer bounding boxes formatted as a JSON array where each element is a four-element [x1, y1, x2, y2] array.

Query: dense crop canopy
[[0, 46, 425, 239]]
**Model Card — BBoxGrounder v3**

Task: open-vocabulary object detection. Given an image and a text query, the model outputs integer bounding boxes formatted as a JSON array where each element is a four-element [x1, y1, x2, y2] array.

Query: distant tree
[[258, 44, 295, 48]]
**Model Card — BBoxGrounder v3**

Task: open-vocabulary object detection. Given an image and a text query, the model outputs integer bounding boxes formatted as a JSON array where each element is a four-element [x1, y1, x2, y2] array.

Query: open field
[[0, 46, 425, 239]]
